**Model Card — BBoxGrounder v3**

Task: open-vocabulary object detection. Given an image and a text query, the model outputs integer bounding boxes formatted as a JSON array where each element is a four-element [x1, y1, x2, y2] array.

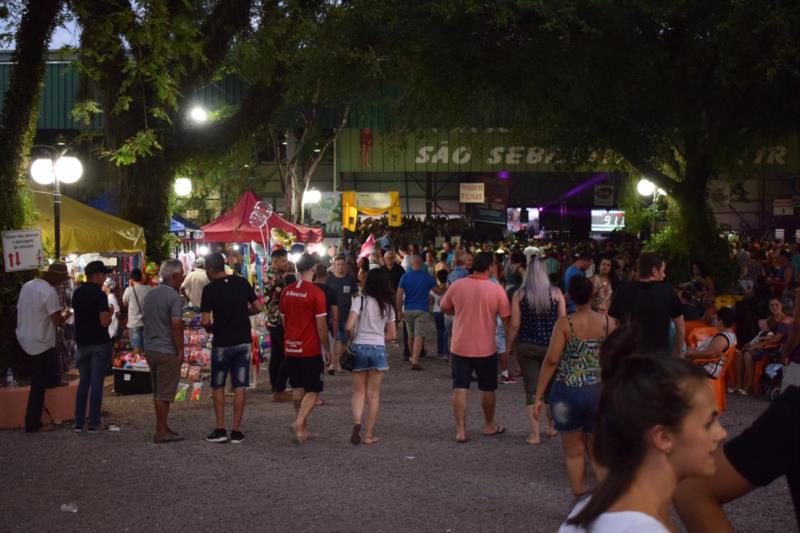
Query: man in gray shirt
[[143, 259, 185, 443]]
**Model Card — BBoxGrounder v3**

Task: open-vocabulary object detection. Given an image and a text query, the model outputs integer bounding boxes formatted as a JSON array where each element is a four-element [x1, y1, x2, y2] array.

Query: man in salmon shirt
[[440, 252, 511, 443]]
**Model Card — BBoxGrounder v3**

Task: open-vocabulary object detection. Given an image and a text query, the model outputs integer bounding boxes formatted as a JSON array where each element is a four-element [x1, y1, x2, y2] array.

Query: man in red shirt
[[440, 252, 511, 443], [280, 253, 332, 443]]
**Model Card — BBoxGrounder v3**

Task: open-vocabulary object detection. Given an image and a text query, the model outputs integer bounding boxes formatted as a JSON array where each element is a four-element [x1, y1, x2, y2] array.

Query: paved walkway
[[0, 343, 795, 532]]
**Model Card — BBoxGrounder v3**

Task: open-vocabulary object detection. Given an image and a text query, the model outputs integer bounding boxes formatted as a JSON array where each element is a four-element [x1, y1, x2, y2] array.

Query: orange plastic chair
[[684, 321, 707, 344], [692, 343, 736, 412], [687, 327, 719, 349]]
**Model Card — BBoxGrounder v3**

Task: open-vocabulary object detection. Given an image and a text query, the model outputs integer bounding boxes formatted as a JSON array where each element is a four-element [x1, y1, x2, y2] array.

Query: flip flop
[[483, 426, 506, 437], [455, 436, 468, 444], [153, 433, 184, 444]]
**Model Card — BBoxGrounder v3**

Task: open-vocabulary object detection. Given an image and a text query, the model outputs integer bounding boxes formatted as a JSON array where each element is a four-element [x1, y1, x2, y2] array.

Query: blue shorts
[[548, 381, 601, 433], [352, 344, 389, 372], [336, 320, 348, 342], [211, 343, 251, 389], [129, 327, 144, 350]]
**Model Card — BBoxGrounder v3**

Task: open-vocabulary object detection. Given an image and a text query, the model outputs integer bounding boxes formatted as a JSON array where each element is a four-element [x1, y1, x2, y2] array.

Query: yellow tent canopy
[[31, 188, 146, 254]]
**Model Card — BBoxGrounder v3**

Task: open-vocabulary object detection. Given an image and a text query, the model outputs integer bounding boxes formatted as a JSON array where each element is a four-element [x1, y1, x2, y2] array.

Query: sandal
[[411, 363, 424, 371], [153, 433, 184, 444], [483, 426, 506, 437]]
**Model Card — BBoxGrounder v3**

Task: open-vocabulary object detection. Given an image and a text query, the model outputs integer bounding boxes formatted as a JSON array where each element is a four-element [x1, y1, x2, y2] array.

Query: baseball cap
[[85, 260, 113, 276], [295, 253, 318, 273]]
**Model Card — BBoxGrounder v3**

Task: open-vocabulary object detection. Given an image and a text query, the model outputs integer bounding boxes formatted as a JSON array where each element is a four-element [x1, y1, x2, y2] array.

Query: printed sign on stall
[[2, 229, 44, 272], [459, 183, 485, 203]]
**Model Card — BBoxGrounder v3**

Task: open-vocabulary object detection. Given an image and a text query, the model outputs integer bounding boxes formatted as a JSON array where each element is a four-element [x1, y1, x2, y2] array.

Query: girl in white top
[[560, 326, 727, 533], [345, 268, 397, 446]]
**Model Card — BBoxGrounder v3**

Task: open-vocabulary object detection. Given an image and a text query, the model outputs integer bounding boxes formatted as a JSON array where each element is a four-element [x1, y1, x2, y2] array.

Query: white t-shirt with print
[[15, 278, 61, 355], [559, 498, 670, 533], [122, 283, 152, 328], [350, 295, 395, 345]]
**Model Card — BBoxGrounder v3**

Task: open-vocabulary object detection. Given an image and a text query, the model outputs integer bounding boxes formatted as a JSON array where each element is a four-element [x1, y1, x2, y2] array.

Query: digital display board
[[507, 208, 540, 233], [591, 210, 625, 232]]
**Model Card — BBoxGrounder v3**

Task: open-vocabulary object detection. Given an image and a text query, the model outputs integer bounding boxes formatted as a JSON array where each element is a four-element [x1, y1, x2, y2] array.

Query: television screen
[[507, 208, 540, 234], [591, 209, 625, 232]]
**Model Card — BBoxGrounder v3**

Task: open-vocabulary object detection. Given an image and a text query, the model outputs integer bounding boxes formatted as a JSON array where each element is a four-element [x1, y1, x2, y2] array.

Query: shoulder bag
[[339, 296, 365, 372]]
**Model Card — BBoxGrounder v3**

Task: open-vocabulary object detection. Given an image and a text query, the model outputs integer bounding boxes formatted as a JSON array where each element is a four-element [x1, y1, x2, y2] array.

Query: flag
[[359, 233, 376, 260]]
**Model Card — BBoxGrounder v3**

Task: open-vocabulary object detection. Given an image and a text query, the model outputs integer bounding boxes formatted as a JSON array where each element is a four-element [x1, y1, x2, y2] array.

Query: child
[[430, 269, 449, 359]]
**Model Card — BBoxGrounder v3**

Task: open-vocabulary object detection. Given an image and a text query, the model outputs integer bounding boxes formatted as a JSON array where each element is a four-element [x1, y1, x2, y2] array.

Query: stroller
[[758, 354, 783, 402]]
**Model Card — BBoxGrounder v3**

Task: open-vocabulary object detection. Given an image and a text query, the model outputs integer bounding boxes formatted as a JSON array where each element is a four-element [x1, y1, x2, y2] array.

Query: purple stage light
[[497, 170, 510, 180]]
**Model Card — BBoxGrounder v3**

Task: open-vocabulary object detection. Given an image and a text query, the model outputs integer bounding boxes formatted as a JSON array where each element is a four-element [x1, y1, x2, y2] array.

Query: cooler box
[[113, 367, 152, 395]]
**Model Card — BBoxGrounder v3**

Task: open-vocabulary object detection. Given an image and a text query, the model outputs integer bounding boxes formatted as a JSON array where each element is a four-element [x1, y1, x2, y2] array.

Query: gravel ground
[[1, 341, 796, 533]]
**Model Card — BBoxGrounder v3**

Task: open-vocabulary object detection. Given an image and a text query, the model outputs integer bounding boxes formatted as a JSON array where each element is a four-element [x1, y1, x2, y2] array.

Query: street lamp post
[[30, 146, 83, 259]]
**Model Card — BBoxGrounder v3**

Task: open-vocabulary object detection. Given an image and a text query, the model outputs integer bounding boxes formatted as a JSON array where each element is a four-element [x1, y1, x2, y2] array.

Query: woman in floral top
[[535, 276, 616, 497]]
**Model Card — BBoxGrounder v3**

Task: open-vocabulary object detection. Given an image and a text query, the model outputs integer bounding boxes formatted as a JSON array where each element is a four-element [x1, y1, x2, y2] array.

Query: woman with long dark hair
[[559, 327, 727, 532], [345, 268, 397, 445]]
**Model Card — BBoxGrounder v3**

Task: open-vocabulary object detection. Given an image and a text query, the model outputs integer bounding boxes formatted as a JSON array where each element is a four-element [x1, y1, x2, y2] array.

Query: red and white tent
[[201, 191, 323, 244]]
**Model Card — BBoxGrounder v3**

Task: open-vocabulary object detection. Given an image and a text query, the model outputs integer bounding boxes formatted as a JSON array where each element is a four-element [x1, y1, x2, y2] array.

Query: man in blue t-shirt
[[564, 252, 592, 313], [397, 254, 436, 370]]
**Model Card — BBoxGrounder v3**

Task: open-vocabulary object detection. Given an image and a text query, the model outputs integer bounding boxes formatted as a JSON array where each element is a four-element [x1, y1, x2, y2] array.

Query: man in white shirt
[[122, 268, 152, 354], [16, 262, 71, 433], [180, 257, 209, 308]]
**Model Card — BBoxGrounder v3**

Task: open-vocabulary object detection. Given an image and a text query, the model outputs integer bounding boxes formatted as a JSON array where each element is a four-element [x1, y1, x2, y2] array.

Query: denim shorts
[[211, 343, 251, 389], [548, 381, 601, 433], [352, 343, 389, 372], [129, 327, 144, 349]]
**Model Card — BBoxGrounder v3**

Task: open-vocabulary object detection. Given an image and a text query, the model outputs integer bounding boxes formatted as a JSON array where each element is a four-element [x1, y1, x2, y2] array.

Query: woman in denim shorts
[[345, 269, 397, 445], [534, 276, 616, 497]]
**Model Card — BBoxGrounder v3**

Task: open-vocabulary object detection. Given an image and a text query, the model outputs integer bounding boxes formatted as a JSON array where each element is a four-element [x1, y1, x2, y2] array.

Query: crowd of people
[[14, 223, 800, 531]]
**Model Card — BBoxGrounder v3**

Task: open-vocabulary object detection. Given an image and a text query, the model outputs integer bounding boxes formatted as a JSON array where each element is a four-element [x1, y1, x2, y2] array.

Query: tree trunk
[[0, 0, 63, 375], [114, 154, 176, 260], [671, 154, 732, 288], [0, 0, 62, 234]]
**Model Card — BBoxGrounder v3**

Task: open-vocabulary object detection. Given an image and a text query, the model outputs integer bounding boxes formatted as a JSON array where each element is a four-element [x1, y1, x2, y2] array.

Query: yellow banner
[[341, 191, 401, 231]]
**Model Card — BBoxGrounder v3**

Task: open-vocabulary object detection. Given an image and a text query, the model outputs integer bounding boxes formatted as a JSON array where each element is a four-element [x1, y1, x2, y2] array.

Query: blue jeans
[[434, 312, 448, 355], [75, 343, 112, 429]]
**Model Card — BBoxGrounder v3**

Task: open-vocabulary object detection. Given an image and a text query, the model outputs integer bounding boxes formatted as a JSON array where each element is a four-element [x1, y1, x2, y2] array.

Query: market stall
[[0, 191, 148, 427]]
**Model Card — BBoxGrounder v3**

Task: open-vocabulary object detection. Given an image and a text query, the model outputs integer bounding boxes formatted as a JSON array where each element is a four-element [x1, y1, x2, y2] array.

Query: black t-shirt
[[315, 282, 338, 328], [608, 281, 682, 357], [724, 386, 800, 528], [381, 264, 405, 293], [72, 282, 111, 346], [200, 275, 257, 347]]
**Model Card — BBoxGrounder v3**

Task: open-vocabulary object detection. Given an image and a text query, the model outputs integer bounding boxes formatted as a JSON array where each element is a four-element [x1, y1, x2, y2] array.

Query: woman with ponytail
[[559, 327, 728, 532]]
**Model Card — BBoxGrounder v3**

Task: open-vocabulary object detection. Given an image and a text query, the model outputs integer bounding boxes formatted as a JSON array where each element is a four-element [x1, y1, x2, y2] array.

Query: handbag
[[339, 296, 365, 372]]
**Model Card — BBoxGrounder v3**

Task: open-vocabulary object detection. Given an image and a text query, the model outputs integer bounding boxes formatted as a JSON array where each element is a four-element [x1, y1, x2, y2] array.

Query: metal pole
[[332, 137, 337, 192], [53, 157, 61, 259]]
